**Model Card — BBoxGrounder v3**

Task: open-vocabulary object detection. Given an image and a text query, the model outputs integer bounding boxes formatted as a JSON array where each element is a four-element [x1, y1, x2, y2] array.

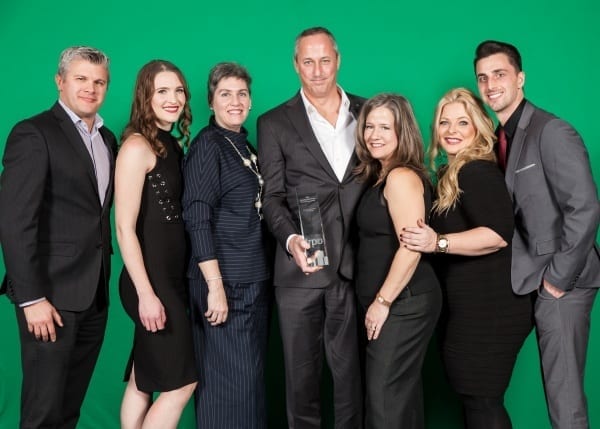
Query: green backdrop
[[0, 0, 598, 427]]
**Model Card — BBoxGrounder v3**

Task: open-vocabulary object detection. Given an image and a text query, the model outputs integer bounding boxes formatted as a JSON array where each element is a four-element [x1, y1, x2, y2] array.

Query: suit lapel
[[341, 94, 363, 182], [341, 152, 358, 182], [284, 93, 339, 181], [52, 103, 100, 198], [99, 127, 116, 210], [505, 102, 534, 194]]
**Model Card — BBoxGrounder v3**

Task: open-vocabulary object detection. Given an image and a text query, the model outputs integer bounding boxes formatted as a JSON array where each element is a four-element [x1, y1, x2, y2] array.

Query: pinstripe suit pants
[[189, 278, 270, 429]]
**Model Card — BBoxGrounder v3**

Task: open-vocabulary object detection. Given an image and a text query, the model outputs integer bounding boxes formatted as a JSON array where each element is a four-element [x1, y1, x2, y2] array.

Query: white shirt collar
[[300, 86, 351, 118]]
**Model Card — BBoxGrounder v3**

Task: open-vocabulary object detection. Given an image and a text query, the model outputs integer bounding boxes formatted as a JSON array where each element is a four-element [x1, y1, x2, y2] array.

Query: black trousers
[[364, 286, 442, 429], [16, 279, 107, 429], [275, 278, 363, 429]]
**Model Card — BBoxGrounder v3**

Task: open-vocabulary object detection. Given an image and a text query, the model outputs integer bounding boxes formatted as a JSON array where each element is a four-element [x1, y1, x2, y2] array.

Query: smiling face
[[363, 106, 399, 168], [151, 71, 186, 131], [475, 53, 525, 124], [294, 32, 340, 101], [55, 58, 108, 129], [211, 77, 251, 132], [437, 102, 476, 160]]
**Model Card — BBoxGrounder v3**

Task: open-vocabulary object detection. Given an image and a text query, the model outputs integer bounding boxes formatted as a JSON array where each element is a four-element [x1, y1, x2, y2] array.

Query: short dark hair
[[474, 40, 522, 72], [294, 26, 339, 60], [207, 62, 252, 105]]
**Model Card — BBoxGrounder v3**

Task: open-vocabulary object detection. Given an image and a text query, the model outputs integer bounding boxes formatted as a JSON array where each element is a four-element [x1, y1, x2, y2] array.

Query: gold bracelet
[[376, 294, 392, 307], [205, 276, 222, 282]]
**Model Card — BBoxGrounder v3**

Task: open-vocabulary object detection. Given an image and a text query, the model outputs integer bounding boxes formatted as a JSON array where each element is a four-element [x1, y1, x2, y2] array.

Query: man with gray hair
[[0, 46, 116, 428], [258, 27, 364, 428]]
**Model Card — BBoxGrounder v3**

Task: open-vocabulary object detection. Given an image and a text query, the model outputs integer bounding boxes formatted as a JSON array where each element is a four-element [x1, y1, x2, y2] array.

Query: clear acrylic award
[[296, 191, 329, 266]]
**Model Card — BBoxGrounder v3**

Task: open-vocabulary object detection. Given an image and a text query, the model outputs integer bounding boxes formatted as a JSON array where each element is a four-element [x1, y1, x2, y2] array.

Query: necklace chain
[[223, 136, 263, 219]]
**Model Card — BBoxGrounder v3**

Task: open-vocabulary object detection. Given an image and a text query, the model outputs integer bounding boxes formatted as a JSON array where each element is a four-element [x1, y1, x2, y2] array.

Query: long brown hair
[[428, 88, 496, 213], [121, 60, 192, 156], [355, 93, 428, 185]]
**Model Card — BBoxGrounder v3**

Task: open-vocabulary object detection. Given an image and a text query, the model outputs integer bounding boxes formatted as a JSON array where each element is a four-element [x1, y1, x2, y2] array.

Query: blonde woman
[[400, 88, 532, 429]]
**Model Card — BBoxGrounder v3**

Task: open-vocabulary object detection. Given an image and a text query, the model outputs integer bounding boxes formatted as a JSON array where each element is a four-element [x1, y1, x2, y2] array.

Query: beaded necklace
[[224, 136, 264, 219]]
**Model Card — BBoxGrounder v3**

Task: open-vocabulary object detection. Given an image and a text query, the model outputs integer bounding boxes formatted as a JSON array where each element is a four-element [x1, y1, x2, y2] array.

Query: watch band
[[376, 294, 392, 307]]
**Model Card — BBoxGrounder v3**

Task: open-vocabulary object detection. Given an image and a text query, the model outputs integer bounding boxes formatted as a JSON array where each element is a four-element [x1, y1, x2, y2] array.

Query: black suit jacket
[[0, 102, 116, 310], [257, 91, 365, 288]]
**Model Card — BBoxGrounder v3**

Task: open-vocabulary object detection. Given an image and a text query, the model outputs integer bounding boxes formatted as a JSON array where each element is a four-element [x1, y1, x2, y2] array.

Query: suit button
[[336, 216, 342, 221], [96, 243, 103, 249]]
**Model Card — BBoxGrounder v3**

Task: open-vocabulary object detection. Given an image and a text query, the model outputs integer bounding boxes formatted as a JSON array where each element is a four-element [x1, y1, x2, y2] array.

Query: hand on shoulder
[[384, 167, 427, 237]]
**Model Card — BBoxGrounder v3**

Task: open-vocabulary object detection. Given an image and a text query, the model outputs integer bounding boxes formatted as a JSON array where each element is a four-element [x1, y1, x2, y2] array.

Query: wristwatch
[[436, 234, 449, 253], [376, 294, 392, 307]]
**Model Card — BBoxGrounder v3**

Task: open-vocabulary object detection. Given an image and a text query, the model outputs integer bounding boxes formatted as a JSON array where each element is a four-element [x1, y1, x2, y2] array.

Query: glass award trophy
[[296, 191, 329, 266]]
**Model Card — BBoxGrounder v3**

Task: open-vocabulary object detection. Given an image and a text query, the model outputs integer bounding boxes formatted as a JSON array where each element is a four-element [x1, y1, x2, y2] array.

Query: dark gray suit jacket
[[257, 92, 365, 288], [506, 101, 600, 294], [0, 102, 116, 310]]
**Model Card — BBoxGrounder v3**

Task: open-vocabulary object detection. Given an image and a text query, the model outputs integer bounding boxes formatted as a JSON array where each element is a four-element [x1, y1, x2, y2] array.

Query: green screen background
[[0, 0, 598, 427]]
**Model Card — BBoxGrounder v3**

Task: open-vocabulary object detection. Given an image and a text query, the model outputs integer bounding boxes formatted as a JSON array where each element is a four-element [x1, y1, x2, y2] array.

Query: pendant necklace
[[224, 135, 264, 219]]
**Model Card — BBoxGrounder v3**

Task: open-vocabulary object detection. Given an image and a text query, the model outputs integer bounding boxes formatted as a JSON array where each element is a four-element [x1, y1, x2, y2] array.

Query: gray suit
[[258, 92, 365, 428], [506, 101, 599, 428]]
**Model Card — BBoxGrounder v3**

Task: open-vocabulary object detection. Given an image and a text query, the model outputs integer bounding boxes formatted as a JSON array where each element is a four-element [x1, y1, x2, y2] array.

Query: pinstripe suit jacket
[[0, 102, 116, 310]]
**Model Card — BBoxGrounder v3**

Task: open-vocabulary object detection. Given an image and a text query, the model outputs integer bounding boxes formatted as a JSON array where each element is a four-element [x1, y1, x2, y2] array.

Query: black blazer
[[257, 91, 365, 288], [0, 102, 116, 310]]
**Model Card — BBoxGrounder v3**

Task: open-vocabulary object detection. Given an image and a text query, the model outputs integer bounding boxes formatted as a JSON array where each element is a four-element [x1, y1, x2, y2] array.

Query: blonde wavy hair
[[428, 88, 496, 214]]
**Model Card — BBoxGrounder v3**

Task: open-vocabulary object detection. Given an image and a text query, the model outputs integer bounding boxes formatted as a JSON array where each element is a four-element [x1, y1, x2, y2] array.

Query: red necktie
[[497, 128, 508, 171]]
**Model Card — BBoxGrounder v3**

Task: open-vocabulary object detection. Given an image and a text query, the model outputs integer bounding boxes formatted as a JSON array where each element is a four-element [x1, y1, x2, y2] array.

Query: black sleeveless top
[[355, 174, 439, 307]]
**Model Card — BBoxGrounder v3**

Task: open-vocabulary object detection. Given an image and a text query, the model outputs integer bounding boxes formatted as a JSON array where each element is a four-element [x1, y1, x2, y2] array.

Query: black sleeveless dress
[[119, 129, 197, 393]]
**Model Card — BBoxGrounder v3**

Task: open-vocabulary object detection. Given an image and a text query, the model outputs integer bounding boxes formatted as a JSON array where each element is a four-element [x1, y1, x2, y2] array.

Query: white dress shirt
[[287, 87, 357, 253], [300, 87, 356, 182]]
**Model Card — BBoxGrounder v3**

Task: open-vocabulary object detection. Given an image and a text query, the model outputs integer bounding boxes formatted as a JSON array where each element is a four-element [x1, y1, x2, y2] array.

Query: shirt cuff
[[19, 297, 47, 308], [286, 234, 301, 253]]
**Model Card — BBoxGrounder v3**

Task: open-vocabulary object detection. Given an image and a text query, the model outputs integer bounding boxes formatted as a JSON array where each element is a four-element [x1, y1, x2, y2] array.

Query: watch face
[[439, 238, 448, 248], [376, 295, 391, 307]]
